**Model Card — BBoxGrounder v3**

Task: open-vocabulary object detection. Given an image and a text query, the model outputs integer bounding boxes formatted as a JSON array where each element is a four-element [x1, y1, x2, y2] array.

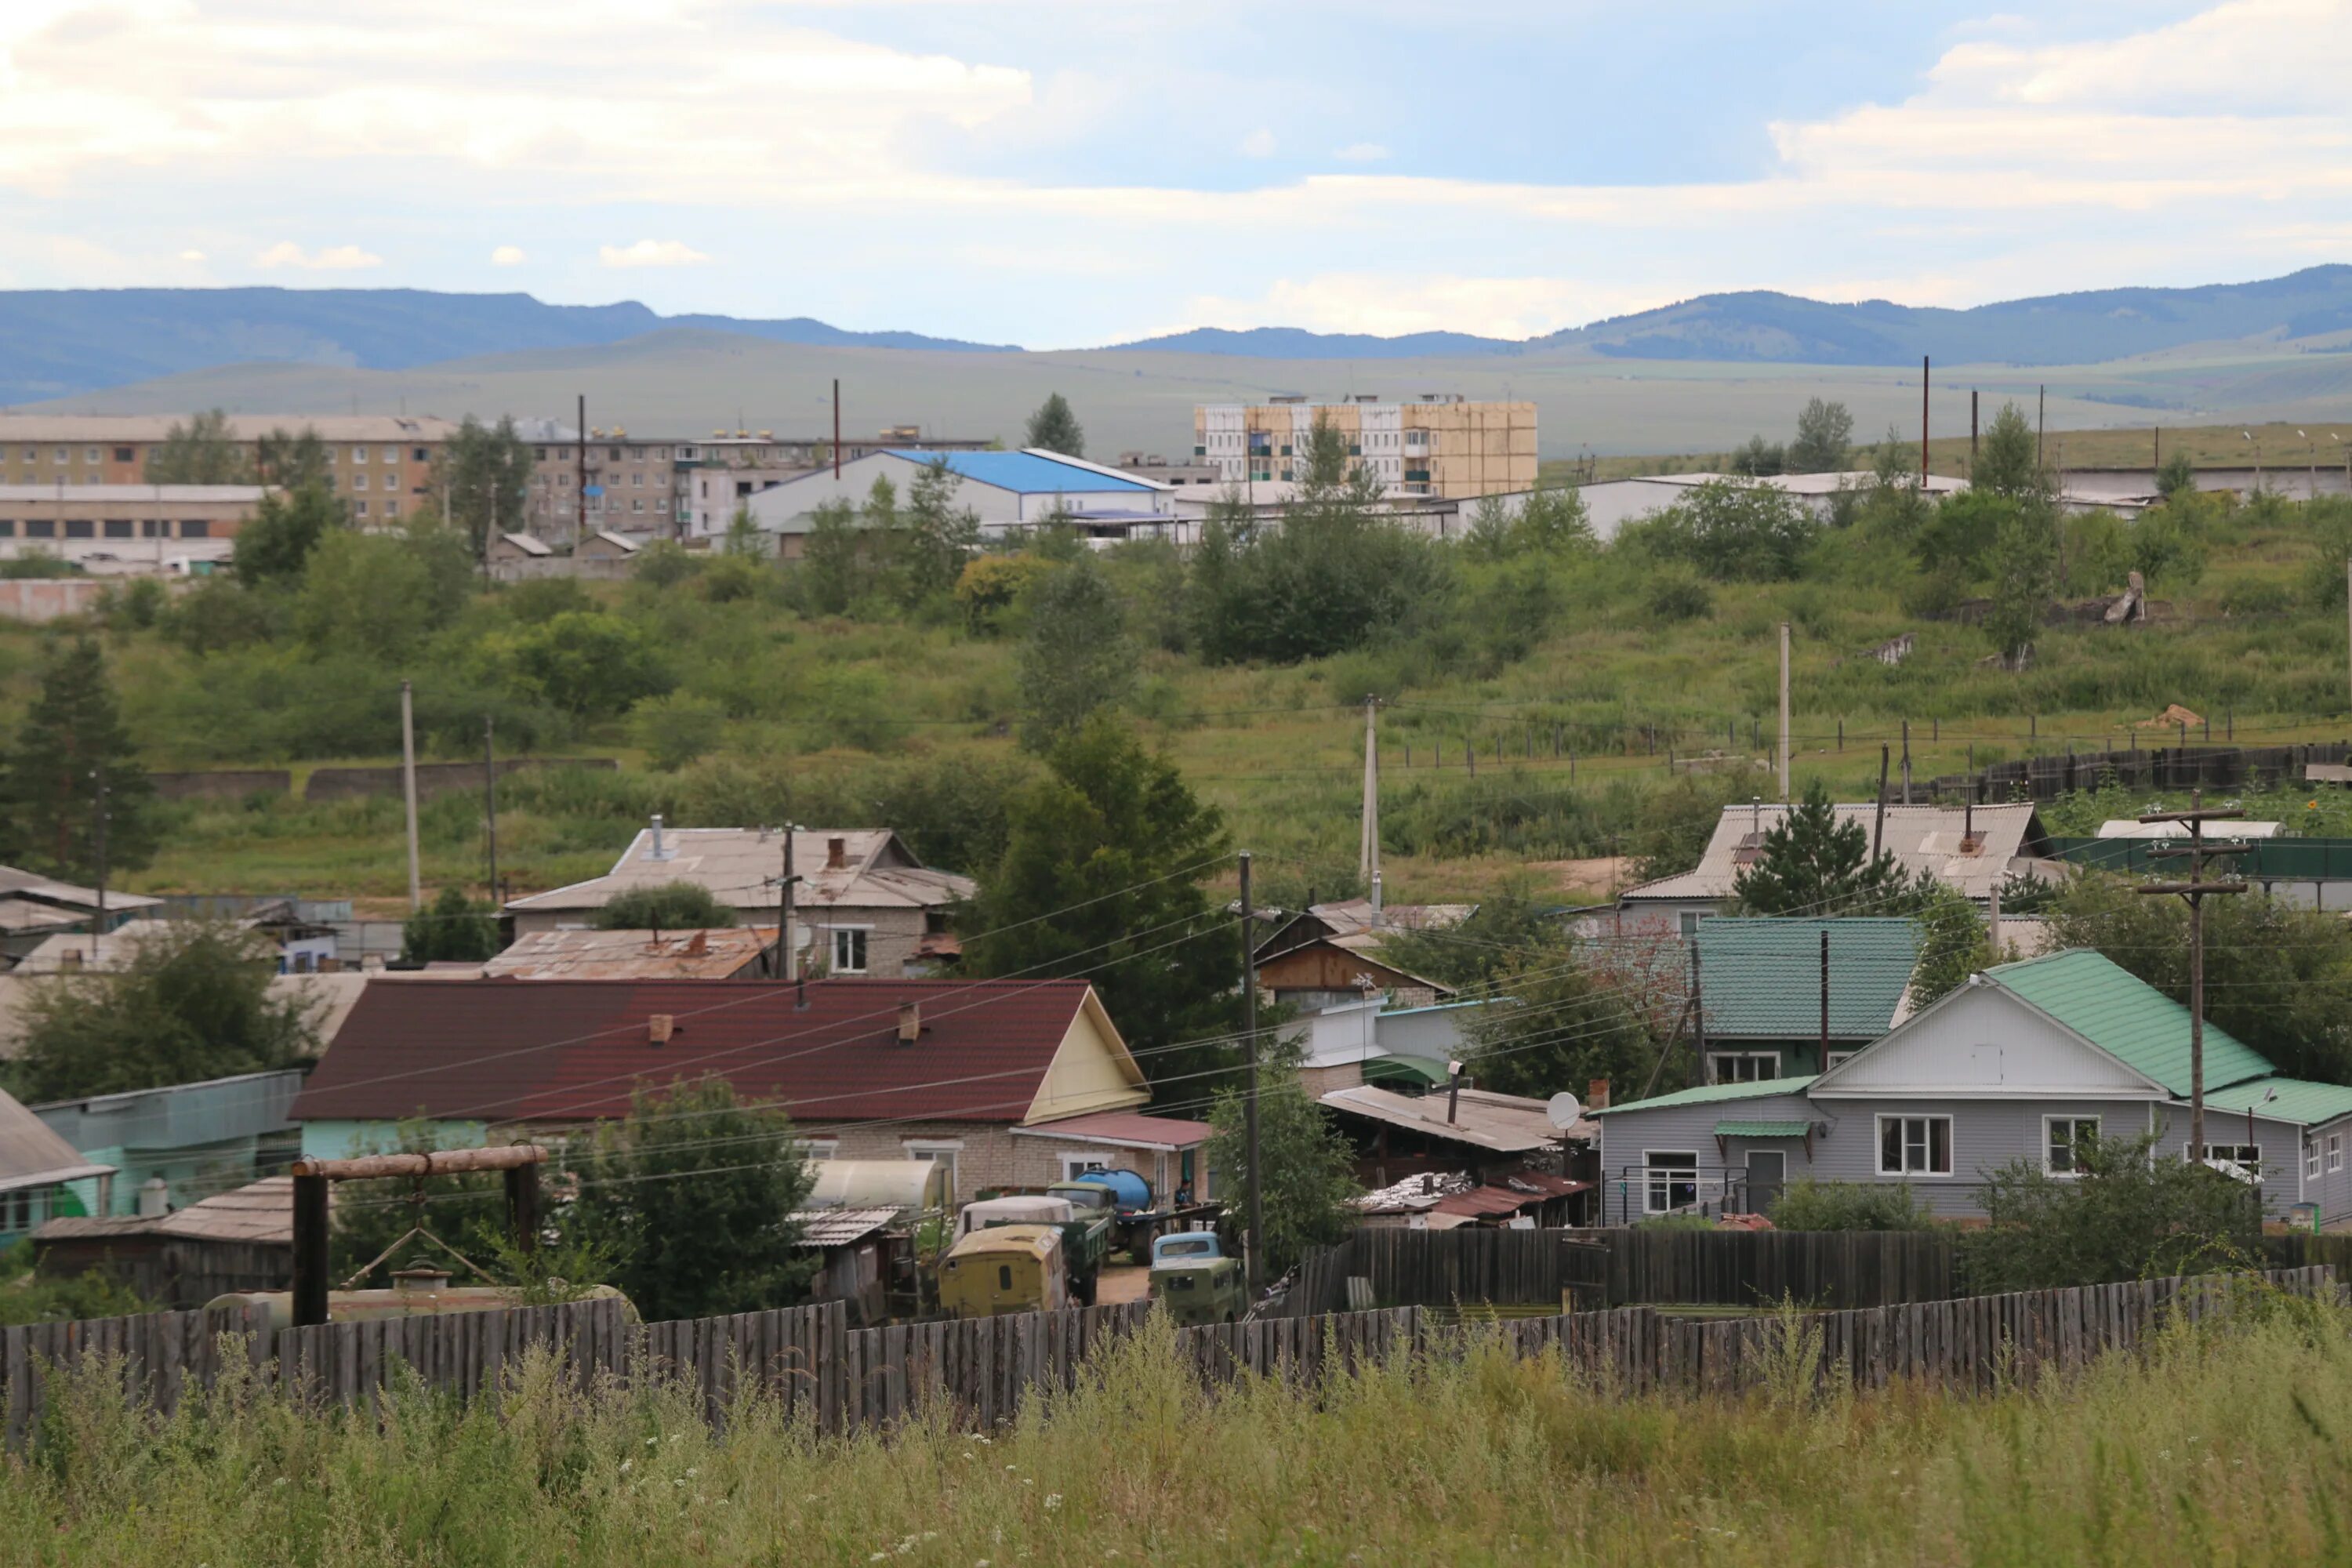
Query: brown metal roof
[[482, 927, 777, 980]]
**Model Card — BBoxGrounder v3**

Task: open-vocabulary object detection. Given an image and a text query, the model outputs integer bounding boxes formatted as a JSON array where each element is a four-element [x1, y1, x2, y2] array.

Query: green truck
[[1146, 1232, 1246, 1326]]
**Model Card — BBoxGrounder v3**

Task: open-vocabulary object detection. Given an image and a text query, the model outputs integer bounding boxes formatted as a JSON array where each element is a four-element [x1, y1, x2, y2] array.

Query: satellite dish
[[1546, 1092, 1582, 1130]]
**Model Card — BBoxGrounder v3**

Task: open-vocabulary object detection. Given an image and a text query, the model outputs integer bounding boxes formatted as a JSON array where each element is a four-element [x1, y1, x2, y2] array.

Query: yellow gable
[[1023, 987, 1150, 1123]]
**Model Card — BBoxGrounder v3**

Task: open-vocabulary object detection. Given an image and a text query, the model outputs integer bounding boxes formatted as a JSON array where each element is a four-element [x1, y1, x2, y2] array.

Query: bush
[[1957, 1132, 2260, 1293], [1768, 1178, 1934, 1232], [590, 880, 737, 931], [631, 694, 728, 771], [1645, 571, 1713, 622], [1637, 478, 1819, 582]]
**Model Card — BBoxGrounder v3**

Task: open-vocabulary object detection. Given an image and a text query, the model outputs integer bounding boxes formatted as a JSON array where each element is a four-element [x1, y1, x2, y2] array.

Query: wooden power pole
[[1239, 851, 1263, 1290], [2134, 790, 2249, 1167]]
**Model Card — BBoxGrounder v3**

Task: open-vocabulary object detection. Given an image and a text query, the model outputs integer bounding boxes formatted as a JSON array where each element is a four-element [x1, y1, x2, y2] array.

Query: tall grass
[[4, 1303, 2347, 1565]]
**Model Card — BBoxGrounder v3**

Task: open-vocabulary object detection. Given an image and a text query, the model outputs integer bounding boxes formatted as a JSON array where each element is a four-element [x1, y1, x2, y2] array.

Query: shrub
[[590, 880, 737, 931], [1768, 1178, 1934, 1232], [631, 694, 728, 771], [1957, 1132, 2260, 1292]]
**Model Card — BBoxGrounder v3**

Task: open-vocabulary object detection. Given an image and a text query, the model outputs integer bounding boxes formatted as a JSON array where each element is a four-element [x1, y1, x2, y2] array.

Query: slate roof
[[1590, 1076, 1819, 1116], [1006, 1109, 1212, 1150], [288, 977, 1137, 1126], [1620, 802, 2053, 905], [1693, 917, 1920, 1039], [1984, 949, 2274, 1099], [34, 1174, 306, 1246]]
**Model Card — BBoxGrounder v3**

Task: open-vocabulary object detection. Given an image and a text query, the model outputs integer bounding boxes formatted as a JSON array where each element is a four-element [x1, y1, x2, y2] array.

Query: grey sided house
[[1691, 916, 1921, 1082], [1592, 949, 2352, 1228]]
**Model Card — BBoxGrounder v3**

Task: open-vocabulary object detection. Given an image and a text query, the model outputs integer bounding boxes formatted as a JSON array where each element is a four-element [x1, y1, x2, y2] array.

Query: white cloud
[[1333, 142, 1388, 163], [177, 249, 205, 262], [599, 238, 710, 268], [1184, 273, 1667, 341], [490, 245, 525, 266], [1239, 128, 1277, 158], [254, 241, 382, 270]]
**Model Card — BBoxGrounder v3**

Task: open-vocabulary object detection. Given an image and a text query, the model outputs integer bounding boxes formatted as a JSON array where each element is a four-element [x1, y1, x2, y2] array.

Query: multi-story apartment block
[[525, 427, 997, 543], [1192, 395, 1536, 499], [0, 416, 460, 524]]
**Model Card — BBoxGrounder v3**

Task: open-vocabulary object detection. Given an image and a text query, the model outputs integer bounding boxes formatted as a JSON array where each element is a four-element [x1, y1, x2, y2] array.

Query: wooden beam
[[290, 1145, 550, 1181], [292, 1173, 330, 1327]]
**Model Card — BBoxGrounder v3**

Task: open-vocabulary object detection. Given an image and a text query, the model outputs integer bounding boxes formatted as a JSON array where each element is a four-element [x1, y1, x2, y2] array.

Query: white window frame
[[1825, 1051, 1858, 1070], [2044, 1115, 2100, 1177], [1058, 1152, 1109, 1182], [2196, 1142, 2260, 1171], [2307, 1139, 2321, 1181], [902, 1139, 963, 1198], [1877, 1114, 1952, 1177], [830, 925, 872, 975], [2330, 1132, 2345, 1173], [1708, 1051, 1779, 1083], [1642, 1150, 1700, 1215], [797, 1138, 839, 1163]]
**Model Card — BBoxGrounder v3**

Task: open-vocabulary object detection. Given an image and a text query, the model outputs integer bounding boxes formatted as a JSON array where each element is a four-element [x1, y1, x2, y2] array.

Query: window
[[351, 446, 368, 462], [1878, 1115, 1951, 1175], [64, 519, 93, 539], [1678, 911, 1701, 937], [53, 447, 67, 463], [2198, 1143, 2259, 1171], [1826, 1051, 1857, 1069], [1709, 1051, 1779, 1083], [2325, 1131, 2345, 1172], [535, 447, 548, 461], [630, 471, 642, 487], [354, 500, 369, 517], [904, 1140, 960, 1199], [103, 519, 132, 539], [631, 498, 644, 513], [180, 520, 209, 539], [83, 447, 100, 463], [831, 927, 869, 975], [383, 499, 400, 517], [26, 520, 53, 538], [112, 446, 133, 463], [351, 473, 368, 490], [1058, 1153, 1109, 1181], [997, 1265, 1012, 1291], [141, 520, 165, 538], [412, 447, 429, 463], [0, 521, 13, 538], [797, 1139, 839, 1163], [1643, 1152, 1699, 1215], [383, 446, 398, 463], [2045, 1116, 2100, 1174], [2309, 1140, 2321, 1180]]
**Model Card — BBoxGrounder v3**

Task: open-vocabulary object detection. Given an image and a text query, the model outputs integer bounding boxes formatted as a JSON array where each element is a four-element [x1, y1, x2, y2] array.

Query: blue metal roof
[[888, 450, 1153, 495]]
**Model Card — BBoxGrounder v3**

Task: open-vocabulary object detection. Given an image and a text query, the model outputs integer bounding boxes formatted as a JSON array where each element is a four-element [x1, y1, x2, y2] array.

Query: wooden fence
[[1927, 739, 2351, 804], [1265, 1226, 1611, 1318], [6, 1268, 2338, 1450]]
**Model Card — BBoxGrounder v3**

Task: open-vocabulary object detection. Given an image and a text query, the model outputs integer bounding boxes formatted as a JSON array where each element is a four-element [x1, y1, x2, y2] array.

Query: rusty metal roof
[[790, 1207, 901, 1249], [482, 927, 778, 980]]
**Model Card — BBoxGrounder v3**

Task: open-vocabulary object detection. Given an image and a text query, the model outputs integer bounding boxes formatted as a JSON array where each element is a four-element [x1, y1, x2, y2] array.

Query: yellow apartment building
[[1192, 395, 1536, 499], [0, 415, 461, 524]]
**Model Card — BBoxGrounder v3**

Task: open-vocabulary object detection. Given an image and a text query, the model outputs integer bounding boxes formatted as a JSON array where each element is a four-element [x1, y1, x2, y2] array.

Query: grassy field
[[2, 1303, 2347, 1565]]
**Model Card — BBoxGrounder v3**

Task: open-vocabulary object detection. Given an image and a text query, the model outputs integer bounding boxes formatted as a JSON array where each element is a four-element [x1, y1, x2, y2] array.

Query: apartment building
[[0, 484, 261, 550], [0, 416, 459, 525], [526, 426, 997, 542], [1192, 395, 1536, 499]]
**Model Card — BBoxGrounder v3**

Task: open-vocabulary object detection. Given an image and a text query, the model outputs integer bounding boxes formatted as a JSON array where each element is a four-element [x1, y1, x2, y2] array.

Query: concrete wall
[[150, 769, 292, 802], [302, 757, 616, 804], [0, 579, 110, 622]]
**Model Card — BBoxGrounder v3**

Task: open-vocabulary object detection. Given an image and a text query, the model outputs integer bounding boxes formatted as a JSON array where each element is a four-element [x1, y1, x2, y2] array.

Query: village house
[[1592, 949, 2352, 1227], [481, 926, 780, 980], [285, 976, 1210, 1205], [1611, 801, 2062, 935], [1690, 916, 1923, 1081], [31, 1066, 305, 1218], [0, 1083, 114, 1243], [0, 865, 161, 965], [503, 823, 972, 979]]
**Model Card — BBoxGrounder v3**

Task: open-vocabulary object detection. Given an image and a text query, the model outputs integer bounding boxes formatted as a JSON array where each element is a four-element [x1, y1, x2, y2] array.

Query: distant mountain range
[[0, 288, 1016, 406], [6, 268, 2351, 406]]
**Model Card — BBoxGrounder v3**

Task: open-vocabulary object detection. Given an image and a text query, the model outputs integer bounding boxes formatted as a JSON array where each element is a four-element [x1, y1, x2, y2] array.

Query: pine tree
[[1731, 780, 1915, 916], [0, 637, 155, 882], [1024, 393, 1085, 457]]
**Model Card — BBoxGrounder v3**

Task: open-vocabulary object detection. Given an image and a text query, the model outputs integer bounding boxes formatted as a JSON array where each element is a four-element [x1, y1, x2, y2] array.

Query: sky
[[2, 0, 2347, 349]]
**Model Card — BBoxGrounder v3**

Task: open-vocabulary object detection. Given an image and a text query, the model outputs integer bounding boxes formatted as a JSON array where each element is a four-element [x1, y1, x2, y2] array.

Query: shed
[[28, 1174, 300, 1306]]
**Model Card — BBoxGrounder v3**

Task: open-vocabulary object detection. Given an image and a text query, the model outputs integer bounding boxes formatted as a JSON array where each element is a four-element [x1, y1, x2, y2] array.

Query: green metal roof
[[2201, 1076, 2352, 1130], [1693, 917, 1920, 1040], [1984, 949, 2274, 1098], [1714, 1120, 1812, 1138], [1592, 1075, 1819, 1116], [1363, 1054, 1451, 1090]]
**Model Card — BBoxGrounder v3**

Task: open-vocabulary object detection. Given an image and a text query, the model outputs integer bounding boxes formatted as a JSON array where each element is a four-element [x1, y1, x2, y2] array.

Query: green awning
[[1363, 1054, 1451, 1089], [1714, 1120, 1811, 1138]]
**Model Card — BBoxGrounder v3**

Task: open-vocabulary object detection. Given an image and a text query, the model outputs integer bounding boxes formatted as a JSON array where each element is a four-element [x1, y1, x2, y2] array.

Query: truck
[[956, 1194, 1111, 1305], [937, 1224, 1068, 1319], [1048, 1170, 1217, 1266], [1145, 1231, 1245, 1327]]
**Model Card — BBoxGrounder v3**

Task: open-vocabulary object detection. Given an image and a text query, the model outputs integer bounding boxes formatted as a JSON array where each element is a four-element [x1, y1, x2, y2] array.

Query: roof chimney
[[826, 836, 848, 870], [648, 815, 670, 861], [1586, 1078, 1610, 1111], [897, 1000, 920, 1043], [682, 930, 707, 956], [648, 1014, 674, 1045]]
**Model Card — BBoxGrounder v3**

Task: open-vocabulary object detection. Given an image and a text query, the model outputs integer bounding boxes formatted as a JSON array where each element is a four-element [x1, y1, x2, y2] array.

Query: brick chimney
[[1586, 1078, 1610, 1111], [896, 1000, 920, 1044], [648, 1014, 674, 1045], [826, 836, 848, 870]]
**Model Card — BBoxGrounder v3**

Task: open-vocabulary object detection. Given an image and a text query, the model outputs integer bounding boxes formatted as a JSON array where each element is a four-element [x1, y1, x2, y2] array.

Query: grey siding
[[1803, 1098, 2159, 1219], [2308, 1118, 2352, 1227], [1595, 1093, 1817, 1225], [2147, 1106, 2312, 1223]]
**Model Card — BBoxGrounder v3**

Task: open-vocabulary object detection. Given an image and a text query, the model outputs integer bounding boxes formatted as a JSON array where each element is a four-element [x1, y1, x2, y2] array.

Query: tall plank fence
[[8, 1268, 2337, 1450]]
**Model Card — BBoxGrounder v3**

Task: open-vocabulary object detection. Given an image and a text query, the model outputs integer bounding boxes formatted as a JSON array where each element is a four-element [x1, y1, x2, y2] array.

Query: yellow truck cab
[[938, 1223, 1068, 1319]]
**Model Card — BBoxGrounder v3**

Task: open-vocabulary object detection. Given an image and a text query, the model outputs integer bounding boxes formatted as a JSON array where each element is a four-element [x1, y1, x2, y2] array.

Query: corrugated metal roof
[[1714, 1120, 1812, 1138], [289, 976, 1136, 1125], [888, 450, 1154, 495], [0, 1083, 112, 1191], [1987, 949, 2273, 1098], [1591, 1075, 1819, 1116], [1620, 803, 2052, 905], [790, 1207, 900, 1249], [2193, 1076, 2352, 1131], [1693, 917, 1919, 1039], [1009, 1109, 1212, 1149], [504, 828, 971, 916], [1316, 1085, 1562, 1153], [37, 1175, 307, 1246], [483, 927, 777, 980]]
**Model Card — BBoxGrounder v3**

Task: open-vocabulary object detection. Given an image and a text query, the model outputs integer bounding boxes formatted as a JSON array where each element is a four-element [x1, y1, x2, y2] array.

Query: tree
[[256, 426, 332, 492], [1984, 500, 2059, 667], [0, 637, 156, 881], [497, 611, 672, 718], [1461, 938, 1657, 1100], [1732, 780, 1917, 916], [1025, 393, 1085, 457], [1912, 488, 2014, 579], [953, 552, 1054, 635], [1016, 556, 1135, 750], [1204, 1038, 1359, 1276], [590, 880, 738, 932], [564, 1076, 816, 1321], [2156, 450, 2199, 500], [1728, 435, 1785, 477], [1907, 882, 1993, 1010], [232, 481, 345, 585], [13, 923, 320, 1101], [1973, 403, 2045, 499], [1786, 398, 1854, 474], [799, 497, 869, 615], [1643, 478, 1817, 582], [402, 885, 501, 963], [437, 416, 533, 561], [144, 408, 253, 485], [898, 459, 982, 604], [292, 523, 473, 661], [1957, 1132, 2259, 1292], [958, 715, 1241, 1094]]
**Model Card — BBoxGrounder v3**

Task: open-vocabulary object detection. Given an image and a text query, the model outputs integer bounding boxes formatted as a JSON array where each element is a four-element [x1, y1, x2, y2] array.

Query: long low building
[[0, 484, 259, 568], [743, 449, 1176, 552], [0, 415, 458, 525]]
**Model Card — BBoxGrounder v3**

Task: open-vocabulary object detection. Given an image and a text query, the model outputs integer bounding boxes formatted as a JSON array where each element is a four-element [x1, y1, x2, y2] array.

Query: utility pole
[[2135, 790, 2249, 1167], [1239, 851, 1263, 1291], [1918, 355, 1929, 489], [1969, 390, 1979, 477], [482, 717, 498, 902], [89, 765, 108, 936], [575, 394, 587, 546], [1777, 622, 1791, 801], [400, 681, 422, 913], [2036, 385, 2046, 472], [775, 825, 800, 981], [1358, 695, 1381, 915], [2344, 559, 2350, 717], [833, 379, 843, 480]]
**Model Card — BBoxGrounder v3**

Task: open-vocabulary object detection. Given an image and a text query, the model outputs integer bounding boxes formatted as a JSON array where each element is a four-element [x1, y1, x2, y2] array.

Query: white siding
[[1813, 984, 2161, 1099]]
